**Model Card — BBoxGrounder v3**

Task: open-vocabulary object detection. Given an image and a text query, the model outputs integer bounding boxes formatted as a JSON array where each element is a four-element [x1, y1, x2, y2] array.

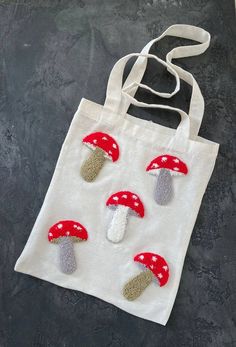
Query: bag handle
[[105, 53, 190, 142], [104, 24, 211, 139]]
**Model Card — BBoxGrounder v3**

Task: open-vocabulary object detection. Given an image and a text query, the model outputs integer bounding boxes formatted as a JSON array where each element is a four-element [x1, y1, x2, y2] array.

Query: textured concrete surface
[[0, 1, 236, 346]]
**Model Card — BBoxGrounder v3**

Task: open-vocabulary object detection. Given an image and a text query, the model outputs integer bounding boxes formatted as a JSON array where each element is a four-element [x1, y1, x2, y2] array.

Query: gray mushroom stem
[[80, 147, 106, 182], [155, 168, 173, 205], [123, 269, 153, 301], [58, 237, 77, 274]]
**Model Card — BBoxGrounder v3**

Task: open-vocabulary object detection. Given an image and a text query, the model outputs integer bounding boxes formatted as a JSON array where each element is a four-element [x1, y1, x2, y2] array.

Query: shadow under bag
[[15, 24, 219, 325]]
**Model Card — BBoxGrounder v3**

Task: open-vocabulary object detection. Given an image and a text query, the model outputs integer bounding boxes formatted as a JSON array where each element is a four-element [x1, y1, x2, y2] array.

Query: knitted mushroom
[[106, 191, 144, 243], [123, 252, 169, 301], [81, 132, 119, 182], [48, 220, 88, 274], [146, 154, 188, 205]]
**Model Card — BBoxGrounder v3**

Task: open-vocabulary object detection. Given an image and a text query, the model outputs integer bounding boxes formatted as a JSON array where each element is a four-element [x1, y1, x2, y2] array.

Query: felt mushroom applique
[[80, 132, 119, 182], [123, 252, 169, 301], [146, 154, 188, 205], [106, 191, 144, 243], [48, 220, 88, 274]]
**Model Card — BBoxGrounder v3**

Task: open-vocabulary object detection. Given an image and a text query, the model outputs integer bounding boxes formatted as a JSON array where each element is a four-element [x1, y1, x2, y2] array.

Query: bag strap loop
[[104, 24, 211, 139]]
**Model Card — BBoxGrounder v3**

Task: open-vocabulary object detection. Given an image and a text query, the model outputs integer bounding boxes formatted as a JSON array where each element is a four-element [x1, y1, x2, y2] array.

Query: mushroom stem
[[80, 147, 106, 182], [123, 269, 153, 301], [155, 168, 173, 205], [58, 237, 77, 274], [107, 205, 130, 243]]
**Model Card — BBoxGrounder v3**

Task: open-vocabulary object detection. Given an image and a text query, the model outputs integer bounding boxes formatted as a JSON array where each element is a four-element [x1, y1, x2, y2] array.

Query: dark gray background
[[0, 1, 235, 346]]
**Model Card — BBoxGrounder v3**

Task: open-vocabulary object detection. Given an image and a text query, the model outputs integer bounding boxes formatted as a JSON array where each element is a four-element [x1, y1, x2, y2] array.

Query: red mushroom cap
[[106, 191, 144, 218], [134, 252, 169, 287], [82, 132, 119, 162], [48, 220, 88, 243], [146, 154, 188, 176]]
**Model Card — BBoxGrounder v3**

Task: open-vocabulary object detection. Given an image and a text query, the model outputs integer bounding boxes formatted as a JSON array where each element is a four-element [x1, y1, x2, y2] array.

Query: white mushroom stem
[[107, 205, 130, 243], [58, 237, 77, 274], [155, 168, 173, 205], [123, 269, 154, 301]]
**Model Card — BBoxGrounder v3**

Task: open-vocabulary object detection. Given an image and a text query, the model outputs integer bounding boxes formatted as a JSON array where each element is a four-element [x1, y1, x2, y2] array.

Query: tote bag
[[15, 24, 219, 325]]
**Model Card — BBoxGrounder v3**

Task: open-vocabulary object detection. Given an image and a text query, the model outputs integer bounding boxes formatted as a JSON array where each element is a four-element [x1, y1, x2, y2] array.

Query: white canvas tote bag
[[15, 24, 219, 325]]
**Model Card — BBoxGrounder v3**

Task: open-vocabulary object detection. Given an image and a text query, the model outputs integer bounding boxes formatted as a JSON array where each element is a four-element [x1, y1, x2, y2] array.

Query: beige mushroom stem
[[80, 147, 106, 182], [123, 269, 154, 301]]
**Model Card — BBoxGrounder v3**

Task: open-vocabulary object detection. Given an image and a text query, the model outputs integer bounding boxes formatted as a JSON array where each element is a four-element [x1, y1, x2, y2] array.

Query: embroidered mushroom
[[80, 132, 119, 182], [146, 154, 188, 205], [123, 252, 169, 301], [48, 220, 88, 274], [106, 191, 144, 243]]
